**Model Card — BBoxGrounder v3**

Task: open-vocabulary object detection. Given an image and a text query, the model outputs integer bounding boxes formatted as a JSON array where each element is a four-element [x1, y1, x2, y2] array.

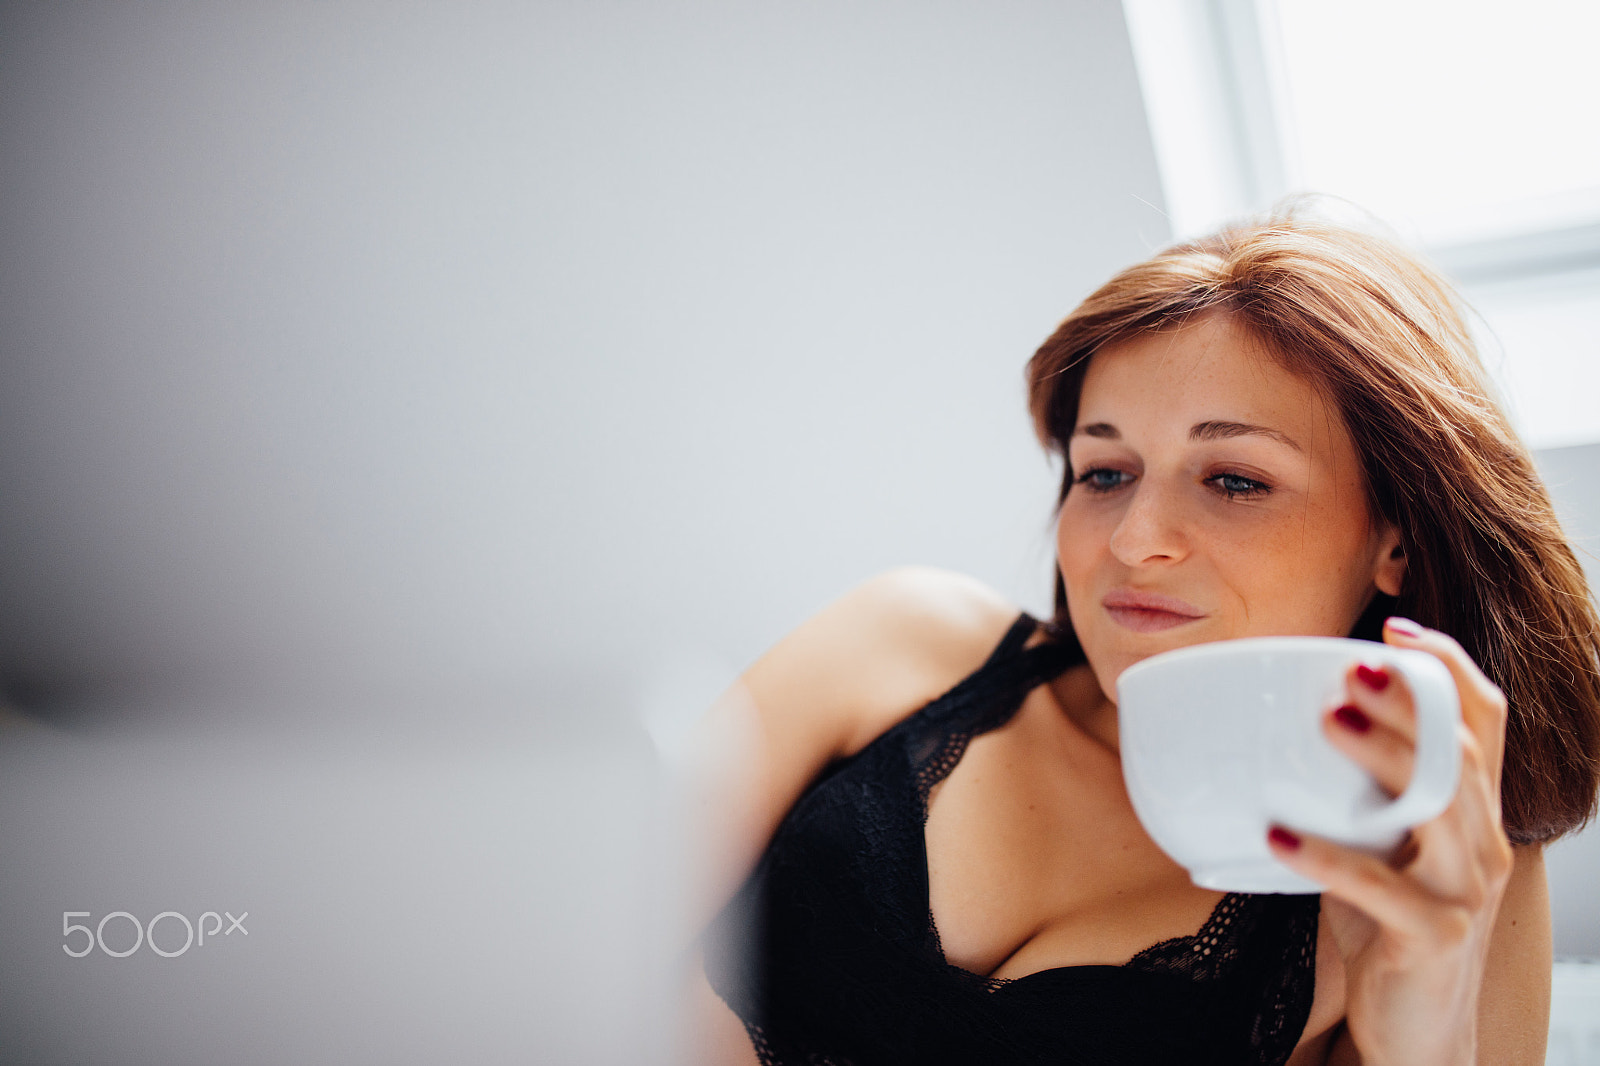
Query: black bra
[[702, 612, 1319, 1065]]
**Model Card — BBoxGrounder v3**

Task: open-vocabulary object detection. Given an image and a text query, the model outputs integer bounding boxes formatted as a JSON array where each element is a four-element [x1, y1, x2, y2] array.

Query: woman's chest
[[922, 688, 1232, 980], [731, 654, 1324, 1065]]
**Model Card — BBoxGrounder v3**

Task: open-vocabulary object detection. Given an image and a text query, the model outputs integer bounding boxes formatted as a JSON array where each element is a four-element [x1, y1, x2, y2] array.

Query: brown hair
[[1026, 211, 1600, 844]]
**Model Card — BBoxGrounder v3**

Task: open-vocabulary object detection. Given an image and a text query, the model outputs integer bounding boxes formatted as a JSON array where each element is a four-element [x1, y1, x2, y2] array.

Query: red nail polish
[[1355, 664, 1390, 691], [1333, 704, 1372, 733], [1385, 616, 1423, 638], [1268, 826, 1302, 850]]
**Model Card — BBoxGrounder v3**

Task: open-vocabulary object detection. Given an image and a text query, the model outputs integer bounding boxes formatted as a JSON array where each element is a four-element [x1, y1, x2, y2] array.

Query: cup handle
[[1351, 649, 1463, 836]]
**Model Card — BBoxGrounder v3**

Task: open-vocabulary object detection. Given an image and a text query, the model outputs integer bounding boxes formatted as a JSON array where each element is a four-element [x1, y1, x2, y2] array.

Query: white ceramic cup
[[1116, 636, 1462, 894]]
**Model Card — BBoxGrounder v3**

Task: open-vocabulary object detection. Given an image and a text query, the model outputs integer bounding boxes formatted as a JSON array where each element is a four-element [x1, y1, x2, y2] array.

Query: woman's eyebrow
[[1072, 420, 1303, 452], [1189, 420, 1303, 452]]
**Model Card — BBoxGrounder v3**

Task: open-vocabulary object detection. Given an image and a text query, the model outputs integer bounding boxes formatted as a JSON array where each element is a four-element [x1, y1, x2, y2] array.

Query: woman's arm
[[1476, 845, 1552, 1063]]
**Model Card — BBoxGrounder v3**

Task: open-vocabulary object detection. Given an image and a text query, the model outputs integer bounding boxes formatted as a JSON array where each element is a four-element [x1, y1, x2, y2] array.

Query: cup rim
[[1117, 634, 1387, 688]]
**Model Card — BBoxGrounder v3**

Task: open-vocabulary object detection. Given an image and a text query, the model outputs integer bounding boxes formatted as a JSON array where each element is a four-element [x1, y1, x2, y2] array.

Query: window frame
[[1121, 0, 1600, 284]]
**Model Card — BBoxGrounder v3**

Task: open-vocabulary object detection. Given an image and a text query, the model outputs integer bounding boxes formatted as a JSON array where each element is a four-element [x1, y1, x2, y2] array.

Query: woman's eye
[[1074, 467, 1133, 493], [1207, 472, 1269, 498]]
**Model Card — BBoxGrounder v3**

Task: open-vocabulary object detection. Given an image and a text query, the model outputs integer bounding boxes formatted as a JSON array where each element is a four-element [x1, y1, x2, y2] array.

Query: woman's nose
[[1107, 484, 1189, 566]]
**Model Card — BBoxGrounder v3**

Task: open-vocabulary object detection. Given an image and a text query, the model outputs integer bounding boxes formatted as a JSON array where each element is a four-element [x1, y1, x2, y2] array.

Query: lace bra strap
[[921, 614, 1078, 723], [909, 611, 1081, 801], [987, 610, 1039, 662]]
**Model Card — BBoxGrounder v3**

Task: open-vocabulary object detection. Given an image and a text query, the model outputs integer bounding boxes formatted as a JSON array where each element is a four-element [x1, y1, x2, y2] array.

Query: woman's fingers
[[1325, 658, 1422, 796], [1325, 616, 1512, 812], [1295, 620, 1516, 908], [1268, 808, 1510, 948], [1324, 702, 1414, 797], [1266, 824, 1448, 941], [1344, 660, 1419, 741], [1381, 617, 1509, 786]]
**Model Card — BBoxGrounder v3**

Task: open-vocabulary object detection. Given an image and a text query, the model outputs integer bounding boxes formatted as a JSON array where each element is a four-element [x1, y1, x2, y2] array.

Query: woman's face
[[1057, 313, 1405, 702]]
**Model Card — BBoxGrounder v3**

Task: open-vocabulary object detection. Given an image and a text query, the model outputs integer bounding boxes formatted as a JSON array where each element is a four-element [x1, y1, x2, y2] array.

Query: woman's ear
[[1373, 524, 1406, 598]]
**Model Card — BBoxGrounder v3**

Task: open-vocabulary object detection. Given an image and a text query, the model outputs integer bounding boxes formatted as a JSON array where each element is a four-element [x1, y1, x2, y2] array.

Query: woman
[[689, 212, 1600, 1064]]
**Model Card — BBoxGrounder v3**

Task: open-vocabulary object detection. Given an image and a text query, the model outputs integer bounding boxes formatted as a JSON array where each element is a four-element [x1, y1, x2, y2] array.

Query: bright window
[[1275, 0, 1600, 247]]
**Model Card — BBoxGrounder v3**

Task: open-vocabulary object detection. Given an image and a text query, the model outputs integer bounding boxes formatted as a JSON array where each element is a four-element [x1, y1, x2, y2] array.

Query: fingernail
[[1268, 826, 1302, 850], [1355, 663, 1390, 692], [1385, 616, 1423, 638], [1333, 704, 1372, 733]]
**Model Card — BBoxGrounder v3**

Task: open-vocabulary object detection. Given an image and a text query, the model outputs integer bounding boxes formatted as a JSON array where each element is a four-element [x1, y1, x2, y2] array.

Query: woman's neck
[[1048, 663, 1121, 755]]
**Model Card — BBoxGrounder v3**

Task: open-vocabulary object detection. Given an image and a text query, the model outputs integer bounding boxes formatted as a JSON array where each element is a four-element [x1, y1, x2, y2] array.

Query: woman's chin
[[1089, 627, 1229, 691]]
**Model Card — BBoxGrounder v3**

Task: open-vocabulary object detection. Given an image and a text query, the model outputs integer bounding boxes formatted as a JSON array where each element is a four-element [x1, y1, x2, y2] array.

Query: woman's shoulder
[[687, 569, 1025, 925], [846, 566, 1024, 675], [745, 567, 1024, 758]]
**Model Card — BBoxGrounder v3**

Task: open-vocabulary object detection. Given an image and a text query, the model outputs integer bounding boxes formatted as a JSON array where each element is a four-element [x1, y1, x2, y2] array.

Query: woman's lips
[[1102, 589, 1206, 633]]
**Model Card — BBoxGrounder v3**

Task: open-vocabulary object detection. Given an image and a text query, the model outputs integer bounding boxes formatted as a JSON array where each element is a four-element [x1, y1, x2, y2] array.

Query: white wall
[[0, 0, 1168, 727], [0, 3, 1168, 1062]]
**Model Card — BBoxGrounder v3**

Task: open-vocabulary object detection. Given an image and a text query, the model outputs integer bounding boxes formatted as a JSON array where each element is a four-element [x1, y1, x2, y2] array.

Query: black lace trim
[[904, 613, 1317, 1065], [715, 612, 1318, 1066]]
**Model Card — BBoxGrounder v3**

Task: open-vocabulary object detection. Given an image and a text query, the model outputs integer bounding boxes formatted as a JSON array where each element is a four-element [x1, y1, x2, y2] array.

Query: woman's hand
[[1265, 616, 1518, 1066]]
